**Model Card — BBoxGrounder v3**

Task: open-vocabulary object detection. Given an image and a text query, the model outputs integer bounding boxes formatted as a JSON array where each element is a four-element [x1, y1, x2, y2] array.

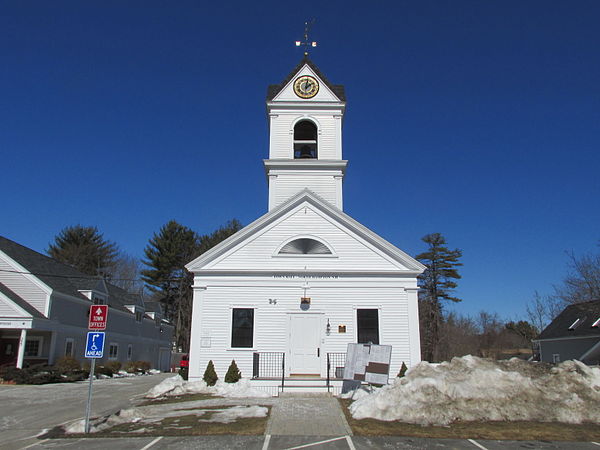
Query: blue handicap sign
[[85, 332, 105, 358]]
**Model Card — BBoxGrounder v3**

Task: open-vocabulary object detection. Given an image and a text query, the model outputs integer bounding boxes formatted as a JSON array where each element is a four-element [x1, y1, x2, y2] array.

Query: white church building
[[186, 58, 425, 392]]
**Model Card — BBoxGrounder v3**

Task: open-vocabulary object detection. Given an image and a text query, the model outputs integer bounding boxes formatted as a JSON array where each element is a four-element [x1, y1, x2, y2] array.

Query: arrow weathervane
[[295, 19, 317, 56]]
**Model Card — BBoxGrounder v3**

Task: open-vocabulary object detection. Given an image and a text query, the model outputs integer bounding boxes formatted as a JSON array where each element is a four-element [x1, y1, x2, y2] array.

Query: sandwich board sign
[[85, 332, 105, 358], [342, 343, 392, 393], [88, 305, 108, 330]]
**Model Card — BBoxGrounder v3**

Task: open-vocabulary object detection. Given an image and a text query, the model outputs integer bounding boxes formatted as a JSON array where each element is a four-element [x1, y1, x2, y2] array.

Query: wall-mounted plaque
[[338, 325, 346, 333], [300, 297, 311, 304]]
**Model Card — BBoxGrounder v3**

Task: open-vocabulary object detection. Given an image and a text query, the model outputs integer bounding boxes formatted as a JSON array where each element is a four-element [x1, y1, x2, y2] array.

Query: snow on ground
[[64, 403, 269, 434], [145, 376, 271, 399], [348, 355, 600, 426]]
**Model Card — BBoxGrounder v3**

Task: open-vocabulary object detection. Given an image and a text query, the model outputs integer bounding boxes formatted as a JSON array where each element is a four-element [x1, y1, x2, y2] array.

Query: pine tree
[[416, 233, 462, 362], [203, 360, 218, 386], [224, 360, 241, 383], [47, 225, 118, 276]]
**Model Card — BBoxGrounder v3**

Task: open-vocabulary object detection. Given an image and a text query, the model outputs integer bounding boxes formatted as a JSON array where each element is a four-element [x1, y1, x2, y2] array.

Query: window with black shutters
[[357, 309, 379, 344], [231, 308, 254, 348]]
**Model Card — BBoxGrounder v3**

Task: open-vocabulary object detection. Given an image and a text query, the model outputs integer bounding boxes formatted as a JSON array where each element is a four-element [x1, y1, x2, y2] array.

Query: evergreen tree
[[224, 360, 241, 383], [141, 220, 199, 350], [47, 225, 118, 276], [203, 360, 218, 386], [142, 219, 243, 352], [416, 233, 462, 362]]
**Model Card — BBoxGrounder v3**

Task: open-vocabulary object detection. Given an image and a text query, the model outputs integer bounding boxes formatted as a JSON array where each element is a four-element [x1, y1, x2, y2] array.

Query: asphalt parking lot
[[25, 435, 600, 450]]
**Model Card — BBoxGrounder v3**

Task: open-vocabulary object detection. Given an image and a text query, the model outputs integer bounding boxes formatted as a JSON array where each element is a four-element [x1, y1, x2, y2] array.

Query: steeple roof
[[266, 57, 346, 101]]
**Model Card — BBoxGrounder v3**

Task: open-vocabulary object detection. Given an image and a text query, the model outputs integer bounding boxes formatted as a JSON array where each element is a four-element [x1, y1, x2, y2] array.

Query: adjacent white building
[[186, 58, 425, 391]]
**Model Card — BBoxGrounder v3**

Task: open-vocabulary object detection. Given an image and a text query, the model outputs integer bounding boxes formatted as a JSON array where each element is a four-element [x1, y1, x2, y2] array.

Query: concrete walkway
[[265, 393, 352, 436]]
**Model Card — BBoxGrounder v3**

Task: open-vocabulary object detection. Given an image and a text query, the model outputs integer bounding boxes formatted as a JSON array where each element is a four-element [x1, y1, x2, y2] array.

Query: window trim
[[552, 353, 561, 363], [355, 308, 381, 345], [229, 307, 255, 350], [108, 343, 119, 360], [24, 336, 43, 358], [64, 338, 75, 357]]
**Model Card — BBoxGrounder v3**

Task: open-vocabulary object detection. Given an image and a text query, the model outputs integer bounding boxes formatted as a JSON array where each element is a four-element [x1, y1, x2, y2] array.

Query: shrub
[[224, 360, 241, 383], [136, 361, 151, 374], [106, 361, 122, 373], [124, 361, 137, 373], [96, 366, 114, 377], [54, 356, 80, 373], [397, 361, 408, 378], [203, 360, 218, 386]]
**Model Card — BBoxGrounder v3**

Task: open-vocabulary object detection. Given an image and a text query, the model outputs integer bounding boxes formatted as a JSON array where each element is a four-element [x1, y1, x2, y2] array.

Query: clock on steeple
[[264, 57, 347, 211]]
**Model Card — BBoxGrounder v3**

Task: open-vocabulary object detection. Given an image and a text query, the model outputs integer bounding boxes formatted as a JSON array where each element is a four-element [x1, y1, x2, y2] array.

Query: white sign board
[[343, 343, 392, 385]]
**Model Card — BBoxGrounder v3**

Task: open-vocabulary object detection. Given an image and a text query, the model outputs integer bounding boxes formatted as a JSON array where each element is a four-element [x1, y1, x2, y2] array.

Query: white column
[[188, 284, 206, 381], [405, 287, 422, 367], [16, 329, 27, 369]]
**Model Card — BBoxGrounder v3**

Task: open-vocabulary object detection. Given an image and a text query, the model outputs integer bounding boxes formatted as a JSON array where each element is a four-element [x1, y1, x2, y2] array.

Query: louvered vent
[[279, 238, 332, 255]]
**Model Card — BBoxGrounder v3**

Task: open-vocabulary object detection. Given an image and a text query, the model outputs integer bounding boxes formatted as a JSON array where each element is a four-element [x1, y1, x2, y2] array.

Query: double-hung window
[[357, 309, 379, 345], [231, 308, 254, 348]]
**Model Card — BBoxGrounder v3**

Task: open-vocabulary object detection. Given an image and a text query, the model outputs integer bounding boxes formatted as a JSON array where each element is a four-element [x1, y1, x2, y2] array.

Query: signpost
[[84, 305, 108, 433]]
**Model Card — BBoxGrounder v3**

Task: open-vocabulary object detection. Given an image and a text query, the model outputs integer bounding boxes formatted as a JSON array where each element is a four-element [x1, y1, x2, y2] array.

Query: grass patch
[[45, 405, 270, 438], [339, 399, 600, 441], [138, 393, 217, 406]]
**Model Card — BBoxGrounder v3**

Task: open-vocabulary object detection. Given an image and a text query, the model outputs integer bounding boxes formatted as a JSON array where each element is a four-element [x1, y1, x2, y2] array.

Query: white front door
[[289, 314, 321, 375]]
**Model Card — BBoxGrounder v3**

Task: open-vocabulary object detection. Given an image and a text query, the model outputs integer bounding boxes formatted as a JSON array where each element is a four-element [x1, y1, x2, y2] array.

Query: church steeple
[[264, 58, 347, 211]]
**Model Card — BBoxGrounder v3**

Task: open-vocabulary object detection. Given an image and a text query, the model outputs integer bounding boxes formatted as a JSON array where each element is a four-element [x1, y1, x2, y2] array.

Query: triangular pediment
[[267, 58, 345, 103], [0, 285, 35, 318], [186, 190, 425, 275]]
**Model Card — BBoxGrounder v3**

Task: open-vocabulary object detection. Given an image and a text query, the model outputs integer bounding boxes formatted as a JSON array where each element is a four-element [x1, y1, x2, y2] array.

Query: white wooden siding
[[188, 282, 415, 381], [269, 114, 340, 160], [0, 254, 48, 316], [206, 204, 407, 272], [270, 173, 339, 209], [0, 293, 30, 317]]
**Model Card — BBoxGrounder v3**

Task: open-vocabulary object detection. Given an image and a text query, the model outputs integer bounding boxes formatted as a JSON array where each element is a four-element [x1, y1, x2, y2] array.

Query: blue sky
[[2, 1, 599, 320]]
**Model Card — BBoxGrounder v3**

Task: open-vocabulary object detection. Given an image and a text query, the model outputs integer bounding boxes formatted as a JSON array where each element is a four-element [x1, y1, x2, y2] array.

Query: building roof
[[0, 282, 45, 318], [537, 299, 600, 340], [0, 235, 139, 315], [266, 56, 346, 101]]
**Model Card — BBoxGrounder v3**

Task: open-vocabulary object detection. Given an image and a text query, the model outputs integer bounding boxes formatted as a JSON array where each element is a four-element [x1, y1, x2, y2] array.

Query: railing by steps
[[252, 352, 285, 391], [326, 352, 346, 393]]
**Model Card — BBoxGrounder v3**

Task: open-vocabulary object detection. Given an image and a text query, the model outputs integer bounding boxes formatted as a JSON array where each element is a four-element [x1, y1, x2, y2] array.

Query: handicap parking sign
[[85, 332, 105, 358]]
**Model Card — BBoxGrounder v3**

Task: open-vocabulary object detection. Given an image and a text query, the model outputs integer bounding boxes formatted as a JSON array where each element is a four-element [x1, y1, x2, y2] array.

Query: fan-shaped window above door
[[278, 238, 332, 255]]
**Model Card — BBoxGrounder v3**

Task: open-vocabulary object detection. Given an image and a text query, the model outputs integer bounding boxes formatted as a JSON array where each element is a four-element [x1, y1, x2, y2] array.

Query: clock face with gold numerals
[[293, 75, 319, 99]]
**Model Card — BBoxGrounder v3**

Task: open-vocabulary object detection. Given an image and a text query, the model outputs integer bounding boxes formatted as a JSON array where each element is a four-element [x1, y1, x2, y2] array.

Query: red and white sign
[[88, 305, 108, 330]]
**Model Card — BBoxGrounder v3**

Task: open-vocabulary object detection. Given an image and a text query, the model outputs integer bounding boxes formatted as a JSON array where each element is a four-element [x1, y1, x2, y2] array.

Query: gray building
[[535, 299, 600, 365], [0, 236, 173, 371]]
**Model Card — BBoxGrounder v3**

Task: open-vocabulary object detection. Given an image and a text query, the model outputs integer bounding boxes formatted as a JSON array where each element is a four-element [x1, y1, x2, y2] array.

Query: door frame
[[286, 312, 324, 376]]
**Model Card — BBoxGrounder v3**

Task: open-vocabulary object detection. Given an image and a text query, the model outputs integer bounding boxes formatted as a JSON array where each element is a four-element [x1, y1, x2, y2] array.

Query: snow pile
[[348, 355, 600, 426], [64, 404, 268, 434], [145, 375, 272, 399]]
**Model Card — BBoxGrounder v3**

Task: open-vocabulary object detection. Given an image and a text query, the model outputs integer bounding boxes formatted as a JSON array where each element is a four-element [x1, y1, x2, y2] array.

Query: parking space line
[[140, 436, 163, 450], [345, 435, 357, 450], [284, 436, 347, 449], [468, 439, 488, 450], [591, 442, 600, 447], [21, 439, 49, 449], [263, 434, 271, 450]]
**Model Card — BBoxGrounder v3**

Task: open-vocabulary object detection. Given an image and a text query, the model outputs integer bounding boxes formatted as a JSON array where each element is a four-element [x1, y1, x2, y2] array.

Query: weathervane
[[295, 19, 317, 56]]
